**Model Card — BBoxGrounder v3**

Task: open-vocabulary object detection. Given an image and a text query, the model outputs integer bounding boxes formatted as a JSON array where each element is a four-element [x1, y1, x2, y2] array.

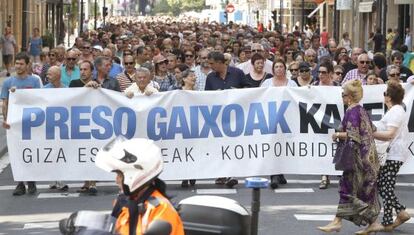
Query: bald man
[[45, 66, 66, 88], [61, 50, 81, 86]]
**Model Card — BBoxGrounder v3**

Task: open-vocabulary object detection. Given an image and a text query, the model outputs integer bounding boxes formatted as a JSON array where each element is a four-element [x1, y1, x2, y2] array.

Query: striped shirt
[[341, 68, 367, 85], [116, 71, 135, 92], [194, 65, 211, 91]]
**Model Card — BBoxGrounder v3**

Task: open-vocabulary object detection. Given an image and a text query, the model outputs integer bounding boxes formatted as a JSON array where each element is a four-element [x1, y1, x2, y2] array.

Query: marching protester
[[0, 26, 18, 77], [371, 81, 411, 232], [1, 52, 42, 196], [261, 59, 297, 189], [318, 80, 381, 234], [61, 50, 81, 86], [205, 51, 244, 188]]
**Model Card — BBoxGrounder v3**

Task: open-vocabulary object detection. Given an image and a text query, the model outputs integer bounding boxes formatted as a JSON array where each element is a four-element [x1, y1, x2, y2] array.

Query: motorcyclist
[[95, 136, 184, 235]]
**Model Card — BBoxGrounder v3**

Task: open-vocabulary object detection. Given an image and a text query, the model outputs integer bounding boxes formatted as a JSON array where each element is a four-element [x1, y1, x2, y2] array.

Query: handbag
[[333, 140, 354, 171], [375, 140, 390, 166]]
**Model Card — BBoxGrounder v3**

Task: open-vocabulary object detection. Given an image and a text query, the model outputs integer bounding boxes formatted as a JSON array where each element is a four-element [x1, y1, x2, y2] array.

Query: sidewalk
[[0, 70, 10, 158]]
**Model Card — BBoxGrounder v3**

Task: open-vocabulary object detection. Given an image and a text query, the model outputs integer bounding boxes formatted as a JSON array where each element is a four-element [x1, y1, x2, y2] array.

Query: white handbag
[[375, 140, 390, 166]]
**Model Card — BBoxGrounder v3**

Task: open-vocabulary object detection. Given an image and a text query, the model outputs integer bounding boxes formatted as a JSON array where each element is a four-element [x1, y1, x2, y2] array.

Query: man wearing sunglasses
[[379, 52, 412, 82], [61, 50, 81, 87], [116, 55, 137, 92], [341, 53, 370, 85]]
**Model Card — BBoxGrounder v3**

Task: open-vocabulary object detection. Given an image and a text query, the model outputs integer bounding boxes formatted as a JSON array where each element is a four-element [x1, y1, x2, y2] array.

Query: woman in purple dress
[[318, 80, 381, 234]]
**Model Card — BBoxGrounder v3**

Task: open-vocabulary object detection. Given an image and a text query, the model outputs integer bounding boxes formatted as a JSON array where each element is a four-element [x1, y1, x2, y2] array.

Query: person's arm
[[2, 99, 8, 129], [373, 126, 398, 141], [331, 131, 347, 141]]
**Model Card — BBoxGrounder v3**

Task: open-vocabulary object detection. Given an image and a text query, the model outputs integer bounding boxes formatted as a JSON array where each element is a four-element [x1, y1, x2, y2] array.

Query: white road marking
[[37, 193, 80, 199], [295, 214, 414, 224], [274, 188, 314, 193], [196, 189, 237, 194], [23, 222, 59, 229], [0, 211, 111, 224]]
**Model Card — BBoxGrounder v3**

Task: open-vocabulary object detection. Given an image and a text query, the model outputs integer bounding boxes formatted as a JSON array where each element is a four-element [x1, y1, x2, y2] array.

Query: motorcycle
[[59, 177, 267, 235]]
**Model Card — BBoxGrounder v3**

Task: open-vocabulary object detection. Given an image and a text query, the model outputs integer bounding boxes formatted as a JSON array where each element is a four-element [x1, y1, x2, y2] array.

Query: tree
[[153, 0, 205, 16]]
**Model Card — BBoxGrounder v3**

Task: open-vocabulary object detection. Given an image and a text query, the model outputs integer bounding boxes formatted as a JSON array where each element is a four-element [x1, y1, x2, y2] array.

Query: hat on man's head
[[92, 45, 103, 52], [299, 62, 311, 70]]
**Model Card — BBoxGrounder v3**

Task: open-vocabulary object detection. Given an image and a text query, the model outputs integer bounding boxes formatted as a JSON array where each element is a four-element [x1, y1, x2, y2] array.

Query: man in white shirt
[[237, 43, 273, 75], [125, 67, 158, 97]]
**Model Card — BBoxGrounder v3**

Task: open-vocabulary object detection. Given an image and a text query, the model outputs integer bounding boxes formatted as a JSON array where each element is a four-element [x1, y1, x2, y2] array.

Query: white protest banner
[[7, 85, 414, 181]]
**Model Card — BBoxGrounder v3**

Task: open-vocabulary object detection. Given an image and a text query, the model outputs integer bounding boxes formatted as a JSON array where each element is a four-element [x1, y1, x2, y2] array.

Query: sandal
[[319, 180, 329, 189], [76, 186, 89, 193]]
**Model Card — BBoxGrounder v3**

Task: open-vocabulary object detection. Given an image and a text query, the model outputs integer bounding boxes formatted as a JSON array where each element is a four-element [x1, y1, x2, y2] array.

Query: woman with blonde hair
[[318, 80, 381, 234]]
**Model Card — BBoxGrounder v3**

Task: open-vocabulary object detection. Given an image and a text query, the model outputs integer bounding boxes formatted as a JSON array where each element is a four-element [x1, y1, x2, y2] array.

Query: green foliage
[[41, 31, 55, 48], [153, 0, 205, 16]]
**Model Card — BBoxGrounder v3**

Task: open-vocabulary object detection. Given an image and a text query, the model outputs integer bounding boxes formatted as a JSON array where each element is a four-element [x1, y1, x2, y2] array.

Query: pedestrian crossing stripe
[[274, 188, 314, 193], [37, 193, 80, 199], [196, 189, 237, 194], [23, 222, 59, 229], [294, 214, 414, 224]]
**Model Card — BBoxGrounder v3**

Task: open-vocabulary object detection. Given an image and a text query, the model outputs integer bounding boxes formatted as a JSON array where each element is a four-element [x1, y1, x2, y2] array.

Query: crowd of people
[[1, 16, 413, 233]]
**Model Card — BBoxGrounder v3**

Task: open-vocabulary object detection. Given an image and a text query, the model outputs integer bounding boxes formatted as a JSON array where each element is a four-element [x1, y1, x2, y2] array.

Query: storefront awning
[[308, 2, 325, 18], [359, 1, 374, 13]]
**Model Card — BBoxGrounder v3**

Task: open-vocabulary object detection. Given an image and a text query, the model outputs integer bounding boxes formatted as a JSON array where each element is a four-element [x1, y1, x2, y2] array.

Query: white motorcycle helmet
[[95, 136, 163, 195]]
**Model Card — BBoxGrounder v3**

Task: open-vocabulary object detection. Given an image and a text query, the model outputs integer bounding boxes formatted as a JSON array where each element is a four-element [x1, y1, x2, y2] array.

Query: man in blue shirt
[[204, 51, 244, 188], [60, 50, 80, 86], [205, 51, 245, 90], [102, 48, 123, 79], [1, 52, 42, 196]]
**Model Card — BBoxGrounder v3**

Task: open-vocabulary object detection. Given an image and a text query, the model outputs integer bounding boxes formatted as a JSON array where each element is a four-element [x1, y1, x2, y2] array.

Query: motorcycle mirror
[[143, 219, 172, 235]]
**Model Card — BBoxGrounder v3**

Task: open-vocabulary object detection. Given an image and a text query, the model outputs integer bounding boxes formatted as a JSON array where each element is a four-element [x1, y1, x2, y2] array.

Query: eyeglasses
[[318, 70, 328, 74], [185, 54, 194, 58], [383, 92, 388, 97], [335, 71, 343, 75], [252, 49, 263, 53], [67, 57, 77, 61], [359, 60, 370, 64], [389, 73, 400, 77], [289, 69, 299, 72], [124, 62, 135, 65], [299, 69, 310, 73]]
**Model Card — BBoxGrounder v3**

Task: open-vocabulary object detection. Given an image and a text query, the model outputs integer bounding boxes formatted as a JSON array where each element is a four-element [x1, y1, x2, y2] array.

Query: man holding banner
[[1, 52, 42, 196], [205, 51, 245, 188]]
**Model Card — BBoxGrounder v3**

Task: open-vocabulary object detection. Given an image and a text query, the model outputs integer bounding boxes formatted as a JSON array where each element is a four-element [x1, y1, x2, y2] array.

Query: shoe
[[27, 182, 37, 195], [270, 175, 279, 189], [59, 185, 69, 191], [225, 178, 238, 188], [277, 174, 287, 184], [189, 180, 196, 186], [317, 222, 341, 233], [49, 181, 58, 189], [76, 186, 89, 193], [181, 180, 189, 188], [393, 210, 411, 229], [355, 223, 385, 234], [215, 177, 227, 185], [88, 186, 97, 196], [319, 176, 330, 189], [13, 183, 26, 196]]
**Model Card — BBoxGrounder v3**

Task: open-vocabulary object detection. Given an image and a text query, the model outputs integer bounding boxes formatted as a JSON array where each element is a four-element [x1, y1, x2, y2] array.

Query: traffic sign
[[226, 3, 235, 13]]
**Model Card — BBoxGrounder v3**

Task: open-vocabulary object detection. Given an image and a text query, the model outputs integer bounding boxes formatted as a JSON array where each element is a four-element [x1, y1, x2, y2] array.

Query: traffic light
[[103, 7, 108, 17]]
